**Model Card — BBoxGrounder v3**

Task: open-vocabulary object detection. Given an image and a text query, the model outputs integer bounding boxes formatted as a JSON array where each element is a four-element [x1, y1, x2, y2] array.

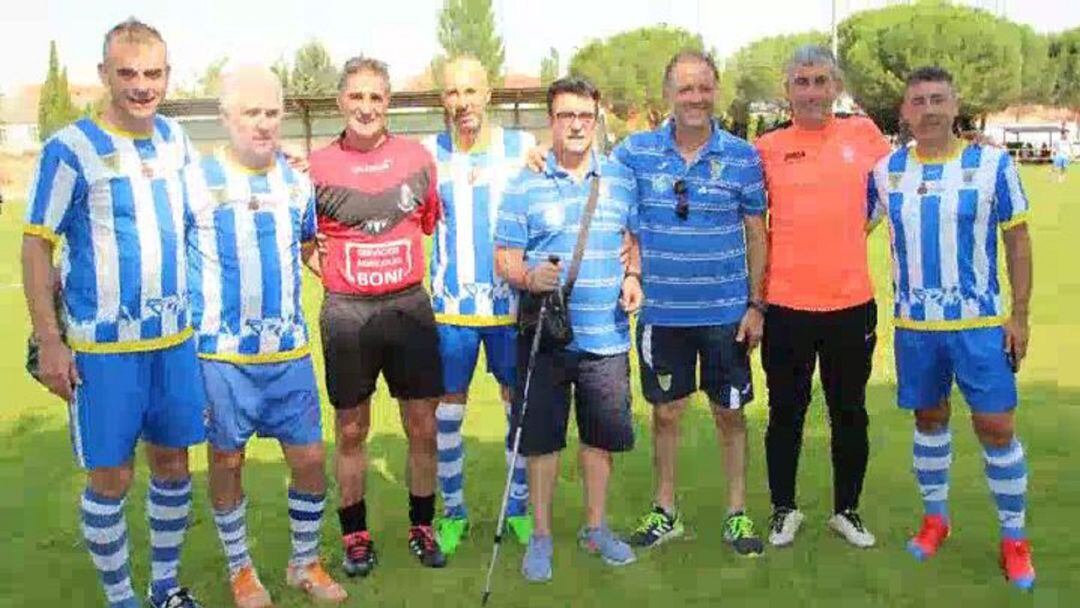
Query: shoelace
[[841, 511, 866, 532], [304, 563, 336, 586], [412, 527, 438, 553], [727, 515, 755, 539], [635, 511, 669, 534], [915, 520, 947, 545], [769, 509, 792, 533], [346, 534, 373, 561], [1004, 540, 1031, 560], [162, 588, 197, 608]]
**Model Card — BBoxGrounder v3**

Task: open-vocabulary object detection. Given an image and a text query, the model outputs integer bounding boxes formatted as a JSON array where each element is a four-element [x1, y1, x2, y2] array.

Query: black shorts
[[512, 340, 634, 457], [636, 323, 753, 409], [319, 285, 443, 408], [761, 299, 877, 413]]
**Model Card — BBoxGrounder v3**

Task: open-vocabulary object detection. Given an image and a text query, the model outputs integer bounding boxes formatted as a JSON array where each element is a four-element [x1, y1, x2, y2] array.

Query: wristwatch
[[748, 299, 769, 314]]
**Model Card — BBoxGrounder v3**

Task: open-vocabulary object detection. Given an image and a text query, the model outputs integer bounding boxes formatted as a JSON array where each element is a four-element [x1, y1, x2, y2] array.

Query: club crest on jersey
[[888, 173, 902, 190], [398, 184, 419, 213], [210, 186, 229, 205], [841, 146, 856, 163], [650, 174, 671, 193], [709, 159, 724, 181], [102, 153, 121, 173], [962, 169, 976, 185]]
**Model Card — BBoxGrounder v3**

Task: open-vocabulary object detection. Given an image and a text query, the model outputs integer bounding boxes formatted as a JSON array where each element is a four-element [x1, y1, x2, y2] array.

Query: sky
[[2, 0, 1079, 95]]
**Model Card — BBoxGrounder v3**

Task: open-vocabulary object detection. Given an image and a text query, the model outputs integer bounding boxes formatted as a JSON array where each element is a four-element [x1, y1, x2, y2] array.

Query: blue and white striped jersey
[[25, 116, 196, 352], [869, 143, 1030, 330], [187, 149, 317, 363], [423, 126, 535, 326]]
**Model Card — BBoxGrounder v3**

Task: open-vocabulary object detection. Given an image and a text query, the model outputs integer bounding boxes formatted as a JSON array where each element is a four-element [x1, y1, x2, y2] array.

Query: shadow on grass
[[1, 382, 1075, 607]]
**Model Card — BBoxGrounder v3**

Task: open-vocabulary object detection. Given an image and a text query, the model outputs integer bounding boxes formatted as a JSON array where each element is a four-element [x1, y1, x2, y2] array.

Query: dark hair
[[905, 66, 954, 89], [663, 49, 720, 90], [546, 76, 600, 115]]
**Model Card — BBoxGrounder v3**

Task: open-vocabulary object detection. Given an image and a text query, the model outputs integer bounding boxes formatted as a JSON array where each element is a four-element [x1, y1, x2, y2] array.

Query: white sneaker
[[827, 510, 876, 548], [768, 508, 805, 547]]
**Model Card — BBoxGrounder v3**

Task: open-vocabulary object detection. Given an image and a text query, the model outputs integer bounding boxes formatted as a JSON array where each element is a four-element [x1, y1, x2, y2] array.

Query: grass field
[[0, 166, 1077, 607]]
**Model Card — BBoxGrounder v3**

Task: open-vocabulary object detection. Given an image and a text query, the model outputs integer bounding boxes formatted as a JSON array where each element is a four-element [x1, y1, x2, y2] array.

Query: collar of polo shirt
[[543, 148, 603, 181], [660, 117, 727, 158]]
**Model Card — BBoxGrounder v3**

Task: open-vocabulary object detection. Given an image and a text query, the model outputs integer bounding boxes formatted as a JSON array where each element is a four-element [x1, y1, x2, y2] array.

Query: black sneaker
[[629, 505, 685, 547], [149, 587, 203, 608], [342, 531, 378, 577], [723, 512, 765, 557], [409, 525, 447, 568]]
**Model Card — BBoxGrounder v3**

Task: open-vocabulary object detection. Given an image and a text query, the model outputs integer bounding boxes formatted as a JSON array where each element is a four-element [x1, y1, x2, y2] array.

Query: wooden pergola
[[159, 87, 548, 153]]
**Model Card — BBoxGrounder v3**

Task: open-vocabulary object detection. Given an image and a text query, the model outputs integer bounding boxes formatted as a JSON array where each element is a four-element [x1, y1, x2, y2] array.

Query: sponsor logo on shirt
[[344, 239, 413, 289], [783, 150, 807, 162], [350, 159, 393, 174]]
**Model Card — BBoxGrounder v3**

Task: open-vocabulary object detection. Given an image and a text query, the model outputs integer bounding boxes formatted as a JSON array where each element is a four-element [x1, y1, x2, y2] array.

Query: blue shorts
[[1053, 156, 1068, 170], [895, 326, 1017, 413], [437, 324, 517, 394], [201, 356, 323, 451], [70, 337, 206, 470]]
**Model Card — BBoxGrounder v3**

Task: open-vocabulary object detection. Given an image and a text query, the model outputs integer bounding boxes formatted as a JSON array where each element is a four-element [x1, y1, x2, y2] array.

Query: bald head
[[219, 64, 283, 114], [442, 56, 491, 140], [218, 64, 284, 169]]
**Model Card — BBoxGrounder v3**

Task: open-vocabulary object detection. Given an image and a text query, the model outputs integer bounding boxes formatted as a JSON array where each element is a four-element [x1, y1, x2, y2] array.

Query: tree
[[540, 47, 559, 86], [723, 31, 829, 132], [197, 57, 229, 98], [568, 26, 704, 127], [1017, 27, 1053, 105], [270, 57, 291, 94], [289, 41, 339, 96], [1050, 27, 1080, 112], [37, 41, 80, 141], [436, 0, 506, 86], [838, 1, 1027, 132]]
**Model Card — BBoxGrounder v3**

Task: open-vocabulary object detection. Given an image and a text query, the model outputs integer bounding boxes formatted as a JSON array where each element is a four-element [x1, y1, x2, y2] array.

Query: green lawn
[[1, 166, 1077, 607]]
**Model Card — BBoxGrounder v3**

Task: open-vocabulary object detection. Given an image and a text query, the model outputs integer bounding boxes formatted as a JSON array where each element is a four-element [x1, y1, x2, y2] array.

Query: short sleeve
[[739, 149, 767, 216], [301, 186, 318, 242], [421, 156, 442, 236], [867, 169, 884, 226], [994, 152, 1030, 230], [494, 171, 529, 249], [24, 138, 86, 243]]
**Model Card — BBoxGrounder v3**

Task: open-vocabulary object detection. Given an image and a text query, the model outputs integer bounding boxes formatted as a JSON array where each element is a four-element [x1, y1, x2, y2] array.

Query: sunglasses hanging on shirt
[[674, 179, 689, 220]]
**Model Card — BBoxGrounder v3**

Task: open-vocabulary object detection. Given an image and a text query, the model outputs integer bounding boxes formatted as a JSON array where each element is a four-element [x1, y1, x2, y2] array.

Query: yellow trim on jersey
[[69, 327, 194, 354], [894, 316, 1004, 331], [910, 139, 964, 164], [23, 224, 61, 245], [451, 121, 493, 153], [93, 117, 153, 140], [1000, 212, 1030, 231], [218, 146, 274, 175], [198, 345, 311, 364], [435, 313, 515, 327]]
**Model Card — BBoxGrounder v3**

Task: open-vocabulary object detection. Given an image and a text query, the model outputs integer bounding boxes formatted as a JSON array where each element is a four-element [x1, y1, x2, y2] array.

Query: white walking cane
[[481, 255, 559, 605]]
